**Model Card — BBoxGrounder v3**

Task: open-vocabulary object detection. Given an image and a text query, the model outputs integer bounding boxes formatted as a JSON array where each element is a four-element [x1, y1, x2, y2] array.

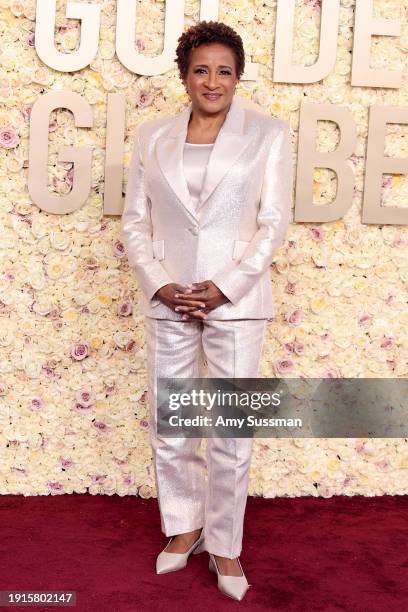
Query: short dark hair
[[175, 21, 245, 81]]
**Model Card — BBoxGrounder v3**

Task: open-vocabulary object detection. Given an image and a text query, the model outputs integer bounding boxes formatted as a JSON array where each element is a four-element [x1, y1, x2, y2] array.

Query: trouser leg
[[144, 316, 206, 536], [202, 319, 266, 558]]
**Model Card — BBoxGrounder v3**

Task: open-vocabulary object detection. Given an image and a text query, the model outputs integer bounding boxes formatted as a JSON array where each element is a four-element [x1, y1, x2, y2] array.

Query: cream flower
[[32, 296, 53, 316], [49, 230, 70, 251]]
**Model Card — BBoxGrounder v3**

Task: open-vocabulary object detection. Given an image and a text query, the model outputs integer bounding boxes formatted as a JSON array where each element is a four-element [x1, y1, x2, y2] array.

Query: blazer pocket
[[232, 240, 250, 261], [152, 239, 164, 261]]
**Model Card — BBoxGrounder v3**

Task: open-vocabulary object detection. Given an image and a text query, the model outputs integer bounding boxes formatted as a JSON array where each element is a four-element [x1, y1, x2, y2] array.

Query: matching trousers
[[144, 316, 266, 559]]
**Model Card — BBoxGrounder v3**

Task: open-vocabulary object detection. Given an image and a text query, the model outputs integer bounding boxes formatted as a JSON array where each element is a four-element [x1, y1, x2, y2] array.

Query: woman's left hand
[[174, 281, 229, 320]]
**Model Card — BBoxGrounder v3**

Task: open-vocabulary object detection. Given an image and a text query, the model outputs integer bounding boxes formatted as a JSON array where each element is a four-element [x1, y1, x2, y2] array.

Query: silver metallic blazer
[[120, 96, 293, 320]]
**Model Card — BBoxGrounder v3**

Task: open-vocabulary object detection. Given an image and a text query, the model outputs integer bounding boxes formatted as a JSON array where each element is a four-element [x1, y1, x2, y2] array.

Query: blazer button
[[189, 226, 199, 235]]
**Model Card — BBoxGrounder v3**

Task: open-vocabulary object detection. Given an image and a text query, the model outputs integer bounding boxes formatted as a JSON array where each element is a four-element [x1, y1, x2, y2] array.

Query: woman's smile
[[203, 93, 222, 100]]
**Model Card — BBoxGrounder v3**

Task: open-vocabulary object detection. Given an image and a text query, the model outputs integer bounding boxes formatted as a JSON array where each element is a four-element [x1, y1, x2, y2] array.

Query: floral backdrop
[[0, 0, 407, 498]]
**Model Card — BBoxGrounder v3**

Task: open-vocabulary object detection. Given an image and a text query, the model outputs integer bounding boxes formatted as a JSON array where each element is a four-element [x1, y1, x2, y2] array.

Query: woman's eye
[[194, 69, 231, 75]]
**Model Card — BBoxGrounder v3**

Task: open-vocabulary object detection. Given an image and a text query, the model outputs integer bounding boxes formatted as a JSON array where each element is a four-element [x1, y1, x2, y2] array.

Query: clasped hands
[[155, 281, 229, 320]]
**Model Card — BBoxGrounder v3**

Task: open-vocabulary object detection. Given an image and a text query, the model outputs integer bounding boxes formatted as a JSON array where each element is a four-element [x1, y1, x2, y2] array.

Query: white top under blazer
[[183, 142, 214, 210]]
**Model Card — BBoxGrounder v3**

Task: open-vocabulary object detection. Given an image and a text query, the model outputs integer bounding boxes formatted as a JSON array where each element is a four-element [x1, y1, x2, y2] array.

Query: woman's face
[[183, 42, 239, 115]]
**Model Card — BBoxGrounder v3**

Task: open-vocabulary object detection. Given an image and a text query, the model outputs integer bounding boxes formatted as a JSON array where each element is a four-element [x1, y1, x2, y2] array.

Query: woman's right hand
[[154, 283, 208, 320]]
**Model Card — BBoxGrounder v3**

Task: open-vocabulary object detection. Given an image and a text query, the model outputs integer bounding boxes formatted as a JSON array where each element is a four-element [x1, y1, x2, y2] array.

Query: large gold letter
[[363, 106, 408, 225], [35, 0, 100, 71], [295, 103, 357, 222], [274, 0, 340, 83], [352, 0, 402, 88], [28, 91, 93, 214]]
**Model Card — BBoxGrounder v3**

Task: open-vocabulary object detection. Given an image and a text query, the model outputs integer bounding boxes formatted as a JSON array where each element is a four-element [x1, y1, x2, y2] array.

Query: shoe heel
[[209, 555, 217, 573], [192, 539, 205, 555]]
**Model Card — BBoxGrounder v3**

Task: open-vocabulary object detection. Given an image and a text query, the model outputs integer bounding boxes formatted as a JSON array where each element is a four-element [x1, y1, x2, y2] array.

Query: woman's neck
[[186, 105, 229, 144]]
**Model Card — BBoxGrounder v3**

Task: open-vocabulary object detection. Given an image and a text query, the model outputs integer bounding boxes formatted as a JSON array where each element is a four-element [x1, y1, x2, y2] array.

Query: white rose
[[23, 356, 43, 379], [49, 230, 70, 251], [45, 255, 64, 280], [98, 40, 115, 60], [32, 295, 53, 316], [27, 271, 47, 291]]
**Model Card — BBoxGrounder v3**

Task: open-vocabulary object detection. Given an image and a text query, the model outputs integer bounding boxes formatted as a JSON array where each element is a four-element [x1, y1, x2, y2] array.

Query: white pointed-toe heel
[[208, 553, 250, 601], [192, 539, 206, 555], [156, 528, 204, 575]]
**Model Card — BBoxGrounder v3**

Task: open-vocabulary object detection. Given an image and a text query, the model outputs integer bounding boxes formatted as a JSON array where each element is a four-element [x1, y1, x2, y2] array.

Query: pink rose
[[358, 313, 371, 327], [93, 420, 108, 432], [274, 359, 294, 374], [48, 482, 64, 494], [0, 127, 20, 149], [104, 381, 116, 396], [70, 341, 90, 360], [310, 227, 324, 241], [42, 365, 55, 378], [123, 473, 135, 486], [135, 38, 145, 52], [21, 104, 33, 122], [136, 89, 154, 108], [114, 240, 126, 258], [285, 308, 303, 326], [75, 386, 95, 407], [72, 400, 92, 413], [284, 340, 304, 355], [30, 396, 43, 411], [293, 340, 304, 355], [117, 300, 133, 317], [139, 419, 149, 431]]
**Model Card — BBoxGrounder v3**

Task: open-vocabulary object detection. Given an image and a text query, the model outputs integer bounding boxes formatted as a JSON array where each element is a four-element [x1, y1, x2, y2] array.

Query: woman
[[120, 21, 293, 601]]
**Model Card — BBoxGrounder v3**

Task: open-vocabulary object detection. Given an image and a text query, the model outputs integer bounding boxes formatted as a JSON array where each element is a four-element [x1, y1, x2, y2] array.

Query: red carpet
[[0, 493, 407, 611]]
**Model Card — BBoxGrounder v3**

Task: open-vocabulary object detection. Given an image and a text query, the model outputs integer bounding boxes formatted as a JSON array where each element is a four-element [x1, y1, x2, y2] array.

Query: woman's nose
[[205, 72, 219, 88]]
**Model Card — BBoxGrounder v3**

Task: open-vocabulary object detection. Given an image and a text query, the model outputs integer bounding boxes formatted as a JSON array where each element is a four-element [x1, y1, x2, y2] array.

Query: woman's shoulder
[[133, 114, 170, 142], [245, 107, 289, 133], [236, 99, 289, 137]]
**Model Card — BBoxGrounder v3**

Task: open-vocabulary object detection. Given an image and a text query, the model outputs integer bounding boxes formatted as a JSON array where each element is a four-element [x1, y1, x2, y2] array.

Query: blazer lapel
[[154, 96, 250, 221], [198, 98, 250, 210], [155, 103, 196, 220]]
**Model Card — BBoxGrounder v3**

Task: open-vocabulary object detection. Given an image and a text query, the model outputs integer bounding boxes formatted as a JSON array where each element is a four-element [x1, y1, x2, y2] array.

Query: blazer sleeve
[[210, 123, 293, 305], [120, 125, 173, 302]]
